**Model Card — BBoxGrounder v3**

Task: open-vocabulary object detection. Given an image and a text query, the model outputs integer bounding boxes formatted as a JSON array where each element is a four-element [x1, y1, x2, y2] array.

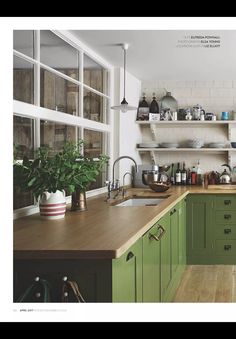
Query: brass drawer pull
[[224, 200, 231, 205], [224, 214, 231, 220], [149, 233, 160, 242], [157, 224, 166, 240], [224, 245, 232, 251], [224, 228, 232, 234], [126, 251, 134, 261]]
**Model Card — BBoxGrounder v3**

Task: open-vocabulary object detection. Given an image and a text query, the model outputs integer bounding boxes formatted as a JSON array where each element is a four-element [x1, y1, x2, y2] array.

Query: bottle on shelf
[[181, 162, 187, 185], [191, 166, 197, 185], [150, 93, 159, 113], [137, 93, 149, 121], [196, 159, 202, 185], [170, 163, 175, 185], [175, 162, 181, 185], [187, 168, 192, 185]]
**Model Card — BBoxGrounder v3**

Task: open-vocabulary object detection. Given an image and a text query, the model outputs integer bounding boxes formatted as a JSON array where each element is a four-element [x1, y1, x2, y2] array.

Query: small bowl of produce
[[231, 142, 236, 148], [148, 182, 171, 192]]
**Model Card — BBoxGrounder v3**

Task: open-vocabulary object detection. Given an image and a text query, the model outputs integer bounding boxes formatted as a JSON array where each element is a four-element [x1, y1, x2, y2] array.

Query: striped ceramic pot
[[39, 190, 66, 220]]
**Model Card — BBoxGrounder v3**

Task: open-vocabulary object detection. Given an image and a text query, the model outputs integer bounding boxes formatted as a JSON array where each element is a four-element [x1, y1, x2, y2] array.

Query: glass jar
[[160, 91, 178, 112]]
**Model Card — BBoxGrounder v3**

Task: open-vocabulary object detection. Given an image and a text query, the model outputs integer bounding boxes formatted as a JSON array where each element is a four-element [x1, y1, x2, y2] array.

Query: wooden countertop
[[14, 185, 236, 260]]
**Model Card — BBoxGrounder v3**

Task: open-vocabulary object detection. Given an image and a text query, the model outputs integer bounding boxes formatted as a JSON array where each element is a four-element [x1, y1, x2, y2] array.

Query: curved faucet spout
[[112, 156, 138, 185]]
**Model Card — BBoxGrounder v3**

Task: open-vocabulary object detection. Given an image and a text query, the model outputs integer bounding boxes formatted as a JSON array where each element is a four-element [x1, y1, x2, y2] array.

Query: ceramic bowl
[[231, 142, 236, 148], [148, 182, 171, 192]]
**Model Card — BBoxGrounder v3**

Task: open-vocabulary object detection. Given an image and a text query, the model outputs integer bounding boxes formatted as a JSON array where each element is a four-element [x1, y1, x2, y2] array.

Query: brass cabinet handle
[[157, 224, 166, 240], [224, 245, 232, 251], [170, 209, 176, 215], [224, 228, 232, 234], [149, 233, 160, 241], [126, 251, 134, 261], [224, 200, 231, 205], [224, 214, 231, 220]]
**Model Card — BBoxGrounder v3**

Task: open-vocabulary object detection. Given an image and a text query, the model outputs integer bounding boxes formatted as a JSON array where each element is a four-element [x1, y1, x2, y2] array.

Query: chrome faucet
[[105, 156, 138, 200], [122, 172, 133, 198]]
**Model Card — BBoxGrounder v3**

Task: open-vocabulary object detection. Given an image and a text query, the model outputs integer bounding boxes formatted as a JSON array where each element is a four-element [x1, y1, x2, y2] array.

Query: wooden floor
[[173, 265, 236, 302]]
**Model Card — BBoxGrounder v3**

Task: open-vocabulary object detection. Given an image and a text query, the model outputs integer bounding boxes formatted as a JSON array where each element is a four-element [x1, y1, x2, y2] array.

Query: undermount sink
[[115, 197, 168, 207]]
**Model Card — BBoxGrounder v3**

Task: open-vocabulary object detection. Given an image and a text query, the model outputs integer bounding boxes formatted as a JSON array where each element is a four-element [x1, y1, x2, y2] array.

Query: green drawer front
[[214, 196, 236, 210], [214, 224, 236, 239], [215, 240, 236, 256], [215, 211, 236, 224]]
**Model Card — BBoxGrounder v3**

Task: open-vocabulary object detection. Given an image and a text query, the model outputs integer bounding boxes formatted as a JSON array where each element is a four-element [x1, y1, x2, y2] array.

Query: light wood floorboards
[[173, 265, 236, 302]]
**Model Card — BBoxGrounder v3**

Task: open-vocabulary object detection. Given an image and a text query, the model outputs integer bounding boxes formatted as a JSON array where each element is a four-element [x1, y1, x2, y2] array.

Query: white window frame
[[13, 30, 114, 219]]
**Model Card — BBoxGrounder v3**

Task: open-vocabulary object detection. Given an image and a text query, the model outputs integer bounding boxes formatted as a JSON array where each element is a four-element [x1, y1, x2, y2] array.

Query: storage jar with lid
[[160, 91, 178, 112]]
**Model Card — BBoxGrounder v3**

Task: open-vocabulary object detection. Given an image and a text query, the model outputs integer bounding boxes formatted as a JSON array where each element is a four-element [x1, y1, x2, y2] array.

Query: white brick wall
[[142, 79, 236, 118], [140, 80, 236, 174]]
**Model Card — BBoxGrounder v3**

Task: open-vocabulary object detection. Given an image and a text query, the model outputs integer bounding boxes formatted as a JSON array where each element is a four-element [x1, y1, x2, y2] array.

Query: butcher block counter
[[13, 185, 236, 260]]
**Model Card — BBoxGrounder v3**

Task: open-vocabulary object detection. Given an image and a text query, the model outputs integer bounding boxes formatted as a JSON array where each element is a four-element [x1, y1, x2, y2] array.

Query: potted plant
[[13, 141, 109, 218]]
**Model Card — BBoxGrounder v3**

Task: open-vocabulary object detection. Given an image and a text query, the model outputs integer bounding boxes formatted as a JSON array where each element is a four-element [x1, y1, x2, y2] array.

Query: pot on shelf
[[39, 190, 66, 220]]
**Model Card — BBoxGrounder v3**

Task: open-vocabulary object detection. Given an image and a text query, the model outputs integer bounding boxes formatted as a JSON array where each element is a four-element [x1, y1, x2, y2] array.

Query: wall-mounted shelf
[[136, 120, 236, 140], [137, 148, 236, 153], [136, 120, 236, 125]]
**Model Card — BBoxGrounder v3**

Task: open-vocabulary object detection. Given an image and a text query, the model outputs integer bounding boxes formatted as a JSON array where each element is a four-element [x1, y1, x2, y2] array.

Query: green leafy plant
[[13, 141, 109, 200]]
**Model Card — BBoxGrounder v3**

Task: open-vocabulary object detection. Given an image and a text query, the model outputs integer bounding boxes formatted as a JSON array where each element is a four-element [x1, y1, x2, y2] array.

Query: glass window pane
[[40, 120, 77, 155], [13, 115, 34, 209], [40, 30, 79, 80], [84, 54, 108, 94], [13, 30, 34, 58], [40, 68, 79, 115], [83, 89, 108, 123], [84, 129, 108, 190], [13, 56, 34, 104]]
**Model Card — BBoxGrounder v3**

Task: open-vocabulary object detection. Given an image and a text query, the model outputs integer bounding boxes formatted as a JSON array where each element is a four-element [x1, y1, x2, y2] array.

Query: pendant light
[[111, 43, 137, 113]]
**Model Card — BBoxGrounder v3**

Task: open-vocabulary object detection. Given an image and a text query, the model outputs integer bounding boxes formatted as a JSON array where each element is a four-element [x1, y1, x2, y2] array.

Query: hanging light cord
[[123, 47, 126, 100]]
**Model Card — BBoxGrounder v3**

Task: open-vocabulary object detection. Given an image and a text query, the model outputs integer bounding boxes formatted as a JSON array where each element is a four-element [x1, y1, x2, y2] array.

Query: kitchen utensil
[[219, 164, 231, 184], [192, 104, 205, 120], [160, 142, 179, 148], [138, 142, 159, 148], [148, 182, 171, 192], [208, 142, 226, 148], [221, 111, 229, 120], [186, 139, 204, 148]]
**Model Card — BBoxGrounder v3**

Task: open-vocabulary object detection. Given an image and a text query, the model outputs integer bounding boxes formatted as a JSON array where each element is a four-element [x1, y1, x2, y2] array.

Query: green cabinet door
[[112, 238, 142, 302], [142, 223, 161, 302], [179, 198, 187, 266], [160, 213, 171, 301], [186, 194, 213, 263], [170, 205, 179, 279]]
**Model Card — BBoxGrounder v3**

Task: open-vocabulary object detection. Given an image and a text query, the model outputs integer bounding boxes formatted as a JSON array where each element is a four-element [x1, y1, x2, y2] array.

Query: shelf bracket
[[150, 150, 158, 165], [228, 123, 231, 141], [150, 123, 158, 141]]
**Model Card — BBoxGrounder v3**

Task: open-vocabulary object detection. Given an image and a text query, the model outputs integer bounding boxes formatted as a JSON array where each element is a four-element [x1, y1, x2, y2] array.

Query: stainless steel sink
[[114, 197, 168, 207]]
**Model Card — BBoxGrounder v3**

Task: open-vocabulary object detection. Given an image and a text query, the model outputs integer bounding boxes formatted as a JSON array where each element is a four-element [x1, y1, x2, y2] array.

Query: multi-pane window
[[13, 116, 34, 209], [13, 56, 34, 104], [13, 30, 110, 212], [40, 68, 79, 115]]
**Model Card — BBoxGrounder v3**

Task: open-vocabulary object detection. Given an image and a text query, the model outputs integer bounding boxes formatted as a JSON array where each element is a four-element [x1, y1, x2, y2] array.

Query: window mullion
[[79, 51, 84, 118]]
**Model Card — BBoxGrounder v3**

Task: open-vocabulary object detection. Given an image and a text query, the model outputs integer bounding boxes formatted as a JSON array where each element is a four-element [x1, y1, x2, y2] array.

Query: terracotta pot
[[39, 190, 66, 220]]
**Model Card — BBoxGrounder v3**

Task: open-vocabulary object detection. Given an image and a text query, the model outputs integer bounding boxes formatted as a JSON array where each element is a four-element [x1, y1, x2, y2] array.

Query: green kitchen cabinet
[[186, 194, 213, 263], [160, 213, 171, 301], [112, 237, 142, 302], [170, 206, 179, 278], [142, 222, 161, 302], [179, 198, 186, 267]]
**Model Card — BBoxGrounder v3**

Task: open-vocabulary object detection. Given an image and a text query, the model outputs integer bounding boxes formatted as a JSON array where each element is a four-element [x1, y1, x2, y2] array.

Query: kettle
[[219, 164, 231, 184]]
